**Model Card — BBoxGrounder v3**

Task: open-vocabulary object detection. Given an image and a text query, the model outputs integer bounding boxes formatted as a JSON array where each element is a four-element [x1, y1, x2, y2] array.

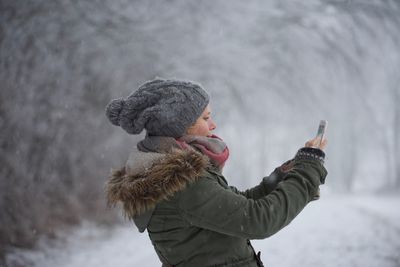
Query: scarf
[[137, 134, 229, 171]]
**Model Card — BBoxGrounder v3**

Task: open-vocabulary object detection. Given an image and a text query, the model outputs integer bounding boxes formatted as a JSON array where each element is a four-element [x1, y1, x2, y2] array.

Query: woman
[[105, 78, 328, 267]]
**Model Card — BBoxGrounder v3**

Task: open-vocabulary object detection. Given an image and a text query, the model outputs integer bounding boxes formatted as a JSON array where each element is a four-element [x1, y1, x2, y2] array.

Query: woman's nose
[[209, 119, 217, 131]]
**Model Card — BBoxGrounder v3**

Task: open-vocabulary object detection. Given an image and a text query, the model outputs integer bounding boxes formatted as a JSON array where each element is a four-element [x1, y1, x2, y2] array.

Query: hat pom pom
[[105, 98, 125, 126]]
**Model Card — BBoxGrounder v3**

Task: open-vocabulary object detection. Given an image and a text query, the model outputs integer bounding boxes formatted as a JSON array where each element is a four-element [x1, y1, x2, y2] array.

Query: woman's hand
[[305, 137, 328, 151]]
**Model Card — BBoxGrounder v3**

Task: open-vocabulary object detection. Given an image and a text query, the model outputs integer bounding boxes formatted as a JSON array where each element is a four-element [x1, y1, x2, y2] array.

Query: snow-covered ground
[[5, 194, 400, 267]]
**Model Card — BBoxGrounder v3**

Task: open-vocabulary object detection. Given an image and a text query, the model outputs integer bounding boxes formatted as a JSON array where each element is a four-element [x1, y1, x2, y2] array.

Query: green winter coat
[[107, 148, 327, 267]]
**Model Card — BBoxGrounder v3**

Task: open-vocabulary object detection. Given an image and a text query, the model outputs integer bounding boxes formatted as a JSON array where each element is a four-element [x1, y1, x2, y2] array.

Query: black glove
[[262, 159, 294, 194]]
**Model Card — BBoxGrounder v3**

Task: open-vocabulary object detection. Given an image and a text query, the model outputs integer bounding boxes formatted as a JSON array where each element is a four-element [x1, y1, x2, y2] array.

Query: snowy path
[[6, 195, 400, 267]]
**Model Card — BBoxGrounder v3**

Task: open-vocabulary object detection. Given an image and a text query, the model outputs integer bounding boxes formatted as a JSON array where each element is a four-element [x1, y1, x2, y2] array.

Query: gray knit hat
[[105, 78, 210, 137]]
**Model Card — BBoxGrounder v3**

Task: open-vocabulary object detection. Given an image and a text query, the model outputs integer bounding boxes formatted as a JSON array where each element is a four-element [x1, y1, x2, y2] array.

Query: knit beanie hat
[[105, 78, 210, 137]]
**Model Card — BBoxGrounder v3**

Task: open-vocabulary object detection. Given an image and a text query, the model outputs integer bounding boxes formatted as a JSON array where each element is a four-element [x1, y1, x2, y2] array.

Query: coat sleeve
[[228, 167, 286, 199], [177, 157, 327, 240], [227, 159, 295, 199]]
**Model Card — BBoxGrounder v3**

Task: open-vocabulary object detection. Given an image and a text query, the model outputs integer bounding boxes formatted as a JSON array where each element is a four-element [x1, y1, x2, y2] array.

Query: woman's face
[[186, 104, 217, 137]]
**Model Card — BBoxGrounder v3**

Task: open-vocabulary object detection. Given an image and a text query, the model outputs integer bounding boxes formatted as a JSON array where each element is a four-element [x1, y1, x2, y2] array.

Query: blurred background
[[1, 0, 399, 266]]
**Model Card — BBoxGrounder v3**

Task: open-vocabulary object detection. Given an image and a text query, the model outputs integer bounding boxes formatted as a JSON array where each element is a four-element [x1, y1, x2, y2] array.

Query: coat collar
[[106, 148, 210, 221]]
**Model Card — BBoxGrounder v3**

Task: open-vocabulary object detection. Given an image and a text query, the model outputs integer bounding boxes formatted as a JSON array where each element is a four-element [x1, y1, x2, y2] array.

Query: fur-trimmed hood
[[106, 148, 210, 221]]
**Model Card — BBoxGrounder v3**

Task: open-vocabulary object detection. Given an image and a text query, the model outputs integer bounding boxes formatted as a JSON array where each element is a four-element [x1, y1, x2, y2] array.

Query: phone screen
[[316, 120, 327, 146]]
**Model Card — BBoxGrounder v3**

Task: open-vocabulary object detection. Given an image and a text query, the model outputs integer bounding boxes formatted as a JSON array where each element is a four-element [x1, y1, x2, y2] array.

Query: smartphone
[[316, 120, 328, 146]]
